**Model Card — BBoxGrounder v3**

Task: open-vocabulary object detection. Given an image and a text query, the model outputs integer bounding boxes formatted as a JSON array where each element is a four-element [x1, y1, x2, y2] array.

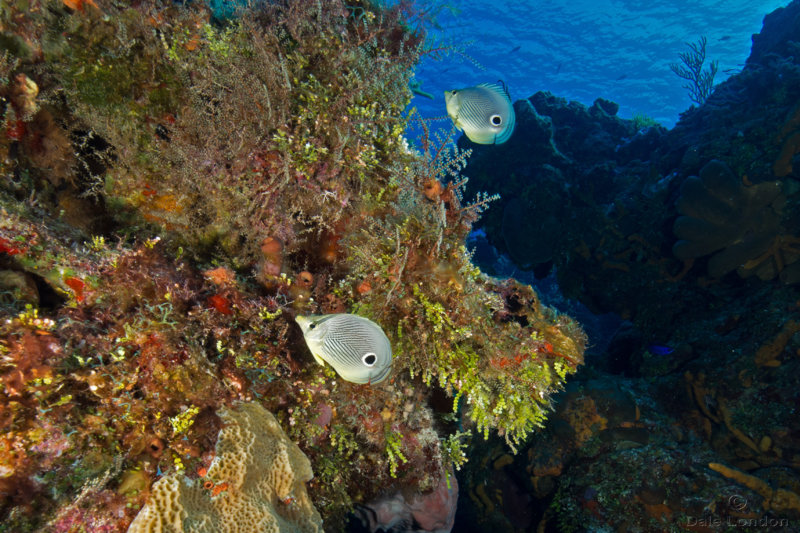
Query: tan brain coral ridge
[[127, 402, 323, 533]]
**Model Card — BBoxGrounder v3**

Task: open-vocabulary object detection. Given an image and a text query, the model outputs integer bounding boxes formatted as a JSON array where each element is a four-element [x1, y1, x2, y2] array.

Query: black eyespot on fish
[[490, 114, 502, 126], [362, 353, 377, 366]]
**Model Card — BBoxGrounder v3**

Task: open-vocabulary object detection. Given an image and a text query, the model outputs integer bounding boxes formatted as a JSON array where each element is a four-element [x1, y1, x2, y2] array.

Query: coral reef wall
[[456, 1, 800, 531], [0, 1, 585, 531]]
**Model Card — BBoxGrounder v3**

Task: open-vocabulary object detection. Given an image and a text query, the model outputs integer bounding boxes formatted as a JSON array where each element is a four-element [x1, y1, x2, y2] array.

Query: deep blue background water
[[409, 0, 789, 130]]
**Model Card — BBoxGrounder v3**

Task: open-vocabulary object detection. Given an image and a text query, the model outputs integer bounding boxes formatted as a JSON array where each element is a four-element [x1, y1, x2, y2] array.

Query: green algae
[[0, 0, 584, 529]]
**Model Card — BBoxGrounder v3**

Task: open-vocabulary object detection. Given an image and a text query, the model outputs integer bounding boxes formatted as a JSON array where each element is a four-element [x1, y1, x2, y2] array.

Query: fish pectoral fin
[[447, 111, 462, 131], [311, 351, 327, 367]]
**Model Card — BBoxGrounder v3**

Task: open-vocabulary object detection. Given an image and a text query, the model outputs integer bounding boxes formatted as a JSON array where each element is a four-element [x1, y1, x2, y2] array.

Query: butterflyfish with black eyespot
[[295, 313, 393, 384], [444, 81, 515, 145]]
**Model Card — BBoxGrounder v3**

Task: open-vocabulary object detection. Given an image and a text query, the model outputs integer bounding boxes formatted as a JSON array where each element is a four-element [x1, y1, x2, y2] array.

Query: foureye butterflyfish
[[295, 313, 393, 384], [444, 82, 515, 145]]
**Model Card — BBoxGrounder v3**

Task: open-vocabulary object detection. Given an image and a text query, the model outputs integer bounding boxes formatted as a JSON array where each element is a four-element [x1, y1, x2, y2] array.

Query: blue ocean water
[[409, 0, 789, 129]]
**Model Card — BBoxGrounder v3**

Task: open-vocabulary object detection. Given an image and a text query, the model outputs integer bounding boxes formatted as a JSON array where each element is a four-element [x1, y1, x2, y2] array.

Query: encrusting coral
[[128, 402, 323, 533]]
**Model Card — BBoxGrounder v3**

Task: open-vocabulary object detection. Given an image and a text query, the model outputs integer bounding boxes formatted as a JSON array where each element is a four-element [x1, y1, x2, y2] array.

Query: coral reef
[[128, 402, 323, 533], [7, 0, 800, 529], [451, 1, 800, 531], [0, 0, 583, 530]]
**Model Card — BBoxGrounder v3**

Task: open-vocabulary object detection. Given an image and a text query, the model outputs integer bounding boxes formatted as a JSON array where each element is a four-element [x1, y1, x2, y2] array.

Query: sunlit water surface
[[409, 0, 788, 129]]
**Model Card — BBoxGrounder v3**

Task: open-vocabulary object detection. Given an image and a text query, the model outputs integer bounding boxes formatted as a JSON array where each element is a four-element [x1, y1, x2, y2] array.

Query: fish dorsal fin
[[477, 81, 511, 102]]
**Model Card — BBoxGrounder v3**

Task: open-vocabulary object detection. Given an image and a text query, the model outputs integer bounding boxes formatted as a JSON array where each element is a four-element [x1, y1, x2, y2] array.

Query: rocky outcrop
[[453, 1, 800, 531]]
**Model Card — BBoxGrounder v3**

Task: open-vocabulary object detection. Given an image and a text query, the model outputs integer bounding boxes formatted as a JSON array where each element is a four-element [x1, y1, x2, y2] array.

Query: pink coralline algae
[[357, 468, 458, 533]]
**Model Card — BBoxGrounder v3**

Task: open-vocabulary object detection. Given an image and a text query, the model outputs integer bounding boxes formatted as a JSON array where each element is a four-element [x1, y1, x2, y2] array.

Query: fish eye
[[309, 323, 316, 330], [362, 353, 377, 366], [490, 114, 503, 126], [451, 90, 457, 95]]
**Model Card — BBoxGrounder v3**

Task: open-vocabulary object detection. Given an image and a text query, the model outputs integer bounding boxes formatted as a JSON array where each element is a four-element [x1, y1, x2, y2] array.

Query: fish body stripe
[[447, 83, 514, 145], [460, 95, 493, 128], [296, 313, 392, 384], [323, 323, 388, 367]]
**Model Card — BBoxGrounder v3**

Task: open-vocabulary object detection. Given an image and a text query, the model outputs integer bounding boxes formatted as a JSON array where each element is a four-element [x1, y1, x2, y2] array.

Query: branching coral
[[754, 319, 800, 367], [709, 462, 800, 514], [669, 36, 719, 105], [672, 159, 790, 280]]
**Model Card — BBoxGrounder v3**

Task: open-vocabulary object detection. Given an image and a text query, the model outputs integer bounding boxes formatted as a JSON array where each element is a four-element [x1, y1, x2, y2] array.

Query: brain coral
[[672, 159, 787, 279], [128, 402, 323, 533]]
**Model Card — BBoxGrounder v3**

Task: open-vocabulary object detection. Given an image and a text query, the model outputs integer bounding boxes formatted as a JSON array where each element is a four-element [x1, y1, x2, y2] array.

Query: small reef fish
[[295, 313, 393, 384], [444, 82, 515, 145], [647, 344, 674, 356]]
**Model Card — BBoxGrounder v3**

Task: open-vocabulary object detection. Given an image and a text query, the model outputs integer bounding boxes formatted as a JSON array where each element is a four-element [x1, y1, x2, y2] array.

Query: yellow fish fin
[[311, 351, 327, 367]]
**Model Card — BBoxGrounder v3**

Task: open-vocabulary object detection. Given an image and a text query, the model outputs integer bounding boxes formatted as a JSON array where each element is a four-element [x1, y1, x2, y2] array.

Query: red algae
[[0, 1, 584, 531]]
